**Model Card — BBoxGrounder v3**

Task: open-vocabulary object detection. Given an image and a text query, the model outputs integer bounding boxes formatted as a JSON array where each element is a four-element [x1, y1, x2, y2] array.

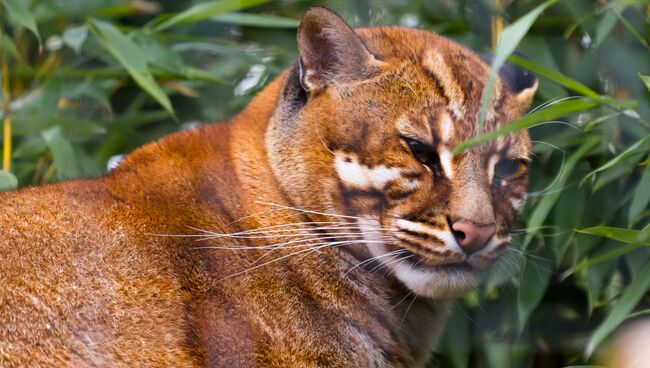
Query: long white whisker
[[255, 201, 362, 220]]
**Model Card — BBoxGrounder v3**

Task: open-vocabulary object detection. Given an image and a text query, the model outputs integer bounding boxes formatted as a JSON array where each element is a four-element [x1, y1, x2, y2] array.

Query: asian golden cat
[[0, 7, 537, 367]]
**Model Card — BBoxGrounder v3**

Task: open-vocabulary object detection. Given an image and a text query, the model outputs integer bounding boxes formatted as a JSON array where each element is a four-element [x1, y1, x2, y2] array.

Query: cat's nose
[[450, 219, 496, 255]]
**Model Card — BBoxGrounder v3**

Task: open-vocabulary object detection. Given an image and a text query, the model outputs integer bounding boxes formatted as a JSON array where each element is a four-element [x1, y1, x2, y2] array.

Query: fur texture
[[0, 7, 536, 367]]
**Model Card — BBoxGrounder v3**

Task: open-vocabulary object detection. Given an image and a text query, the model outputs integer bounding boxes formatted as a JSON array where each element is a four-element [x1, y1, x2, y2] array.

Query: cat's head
[[267, 7, 537, 299]]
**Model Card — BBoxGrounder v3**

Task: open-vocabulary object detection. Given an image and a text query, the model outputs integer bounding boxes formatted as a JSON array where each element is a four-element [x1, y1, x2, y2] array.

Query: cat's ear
[[297, 7, 375, 93], [480, 53, 538, 110]]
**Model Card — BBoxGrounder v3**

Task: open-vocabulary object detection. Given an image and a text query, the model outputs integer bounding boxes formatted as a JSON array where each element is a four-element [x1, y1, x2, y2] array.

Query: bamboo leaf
[[628, 162, 650, 226], [0, 170, 17, 191], [581, 135, 650, 184], [523, 137, 600, 249], [62, 25, 88, 54], [41, 127, 79, 181], [477, 0, 560, 130], [641, 74, 650, 94], [508, 54, 600, 98], [88, 18, 173, 115], [454, 98, 600, 154], [595, 10, 617, 47], [0, 0, 41, 43], [585, 261, 650, 357], [212, 12, 299, 28], [152, 0, 270, 32], [517, 246, 554, 330], [576, 226, 650, 246]]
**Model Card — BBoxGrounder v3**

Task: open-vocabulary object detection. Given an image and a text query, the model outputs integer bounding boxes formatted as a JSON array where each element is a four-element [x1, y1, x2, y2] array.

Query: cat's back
[[0, 158, 203, 367]]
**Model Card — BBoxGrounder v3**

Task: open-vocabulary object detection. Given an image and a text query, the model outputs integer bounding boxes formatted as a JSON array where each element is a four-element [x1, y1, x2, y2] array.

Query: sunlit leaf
[[88, 18, 173, 114], [585, 261, 650, 357], [152, 0, 270, 32], [577, 226, 650, 246]]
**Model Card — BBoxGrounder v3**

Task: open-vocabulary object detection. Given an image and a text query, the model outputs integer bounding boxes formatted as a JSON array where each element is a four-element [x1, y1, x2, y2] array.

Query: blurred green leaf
[[577, 226, 650, 246], [88, 18, 174, 114], [0, 34, 25, 65], [517, 246, 554, 330], [628, 162, 650, 226], [582, 135, 650, 184], [595, 10, 617, 47], [441, 305, 470, 368], [0, 170, 18, 191], [585, 261, 650, 357], [641, 74, 650, 94], [0, 0, 41, 43], [477, 0, 560, 130], [41, 127, 79, 181], [62, 25, 89, 54], [454, 98, 599, 154], [152, 0, 270, 32], [523, 137, 600, 249], [212, 12, 299, 28]]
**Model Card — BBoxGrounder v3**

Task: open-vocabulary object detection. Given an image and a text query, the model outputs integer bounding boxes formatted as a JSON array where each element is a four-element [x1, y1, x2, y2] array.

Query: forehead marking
[[424, 52, 464, 117], [334, 152, 400, 190], [439, 149, 454, 178], [487, 154, 499, 182], [440, 115, 454, 143]]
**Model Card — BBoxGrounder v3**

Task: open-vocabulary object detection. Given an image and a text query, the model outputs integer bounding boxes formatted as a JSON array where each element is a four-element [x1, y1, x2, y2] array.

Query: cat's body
[[0, 8, 536, 367]]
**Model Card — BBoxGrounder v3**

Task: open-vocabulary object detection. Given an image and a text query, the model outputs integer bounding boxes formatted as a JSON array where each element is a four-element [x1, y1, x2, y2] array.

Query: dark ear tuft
[[480, 53, 538, 109], [297, 7, 375, 92], [479, 53, 537, 93]]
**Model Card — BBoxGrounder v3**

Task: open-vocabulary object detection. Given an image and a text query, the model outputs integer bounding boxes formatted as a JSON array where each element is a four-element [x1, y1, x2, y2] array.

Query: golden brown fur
[[0, 7, 536, 367]]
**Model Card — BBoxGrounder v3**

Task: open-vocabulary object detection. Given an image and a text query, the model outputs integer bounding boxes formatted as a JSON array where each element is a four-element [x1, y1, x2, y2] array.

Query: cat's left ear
[[297, 7, 376, 93]]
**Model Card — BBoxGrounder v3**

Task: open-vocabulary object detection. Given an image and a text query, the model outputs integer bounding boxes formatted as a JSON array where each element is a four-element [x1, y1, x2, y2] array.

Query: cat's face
[[269, 8, 537, 299]]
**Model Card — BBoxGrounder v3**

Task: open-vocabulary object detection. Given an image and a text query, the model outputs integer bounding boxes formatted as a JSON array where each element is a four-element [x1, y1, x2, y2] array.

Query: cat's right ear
[[297, 7, 376, 93]]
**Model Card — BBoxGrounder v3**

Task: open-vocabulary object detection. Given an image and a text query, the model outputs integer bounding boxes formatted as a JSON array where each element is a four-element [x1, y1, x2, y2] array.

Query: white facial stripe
[[510, 193, 527, 213], [334, 153, 401, 190], [487, 154, 499, 183], [439, 149, 454, 178], [440, 115, 454, 143]]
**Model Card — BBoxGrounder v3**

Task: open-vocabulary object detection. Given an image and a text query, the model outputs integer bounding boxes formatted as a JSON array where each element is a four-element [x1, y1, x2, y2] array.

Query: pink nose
[[451, 219, 496, 254]]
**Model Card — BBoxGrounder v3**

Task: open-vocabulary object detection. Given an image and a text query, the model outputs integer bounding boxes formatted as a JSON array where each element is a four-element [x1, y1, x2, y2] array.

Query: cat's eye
[[404, 138, 443, 177], [494, 158, 524, 179]]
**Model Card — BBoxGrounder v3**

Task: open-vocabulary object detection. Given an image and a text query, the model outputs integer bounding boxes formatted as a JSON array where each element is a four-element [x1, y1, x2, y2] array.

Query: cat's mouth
[[396, 248, 477, 272]]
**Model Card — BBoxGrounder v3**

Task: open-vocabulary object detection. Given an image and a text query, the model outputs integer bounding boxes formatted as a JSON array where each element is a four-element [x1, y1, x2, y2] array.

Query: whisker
[[255, 201, 363, 220]]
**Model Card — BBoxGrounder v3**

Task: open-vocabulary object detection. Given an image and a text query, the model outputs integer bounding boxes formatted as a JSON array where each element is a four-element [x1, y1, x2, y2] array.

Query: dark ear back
[[480, 53, 538, 107], [297, 7, 375, 92]]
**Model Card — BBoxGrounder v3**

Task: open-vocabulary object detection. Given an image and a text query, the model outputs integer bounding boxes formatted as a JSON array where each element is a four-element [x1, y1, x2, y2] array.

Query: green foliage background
[[0, 1, 648, 367]]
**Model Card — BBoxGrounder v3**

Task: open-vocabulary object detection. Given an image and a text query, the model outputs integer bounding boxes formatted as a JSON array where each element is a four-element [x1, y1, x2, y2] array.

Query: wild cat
[[0, 7, 536, 367]]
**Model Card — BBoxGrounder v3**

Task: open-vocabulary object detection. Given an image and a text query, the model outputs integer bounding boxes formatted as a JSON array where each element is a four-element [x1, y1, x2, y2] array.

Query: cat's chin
[[391, 261, 479, 299]]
